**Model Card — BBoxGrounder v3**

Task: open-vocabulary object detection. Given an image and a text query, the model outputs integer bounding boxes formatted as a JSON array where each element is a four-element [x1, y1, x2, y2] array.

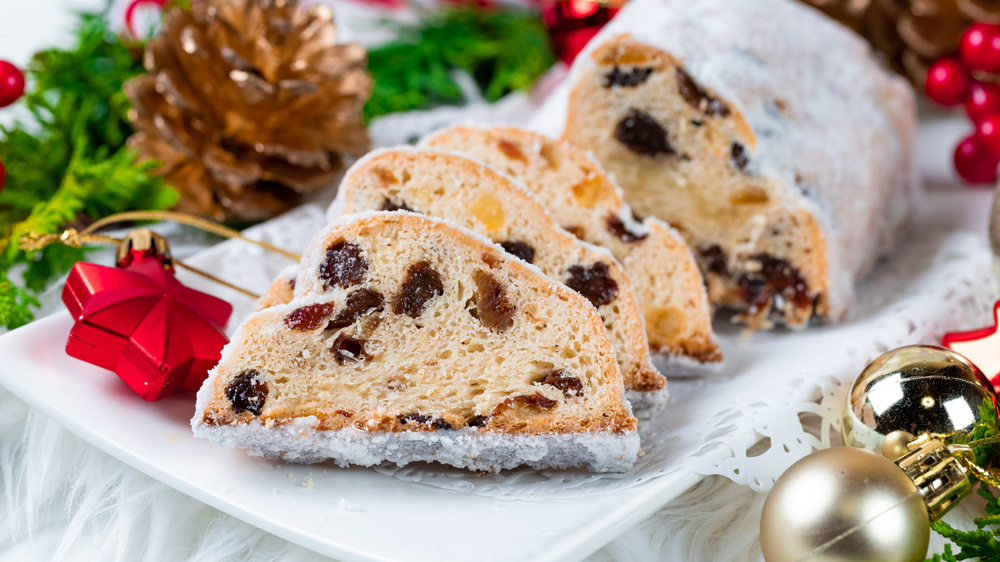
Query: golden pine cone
[[125, 0, 371, 221], [800, 0, 1000, 85]]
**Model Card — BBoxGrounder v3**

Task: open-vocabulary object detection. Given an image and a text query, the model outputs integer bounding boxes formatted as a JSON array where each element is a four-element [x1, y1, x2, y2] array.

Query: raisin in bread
[[328, 147, 665, 395], [545, 0, 918, 329], [423, 126, 720, 367], [193, 212, 639, 472]]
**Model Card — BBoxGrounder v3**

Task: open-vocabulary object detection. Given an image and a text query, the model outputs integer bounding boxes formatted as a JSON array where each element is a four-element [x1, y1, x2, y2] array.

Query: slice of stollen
[[328, 147, 666, 398], [193, 212, 639, 472], [422, 125, 721, 373]]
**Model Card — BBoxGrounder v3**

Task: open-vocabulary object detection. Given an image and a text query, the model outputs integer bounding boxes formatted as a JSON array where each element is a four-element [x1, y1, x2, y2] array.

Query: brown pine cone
[[125, 0, 371, 221], [800, 0, 1000, 85]]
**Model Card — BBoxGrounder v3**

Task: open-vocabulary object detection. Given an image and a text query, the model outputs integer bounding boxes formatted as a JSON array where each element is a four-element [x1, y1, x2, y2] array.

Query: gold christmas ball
[[842, 345, 999, 457], [760, 447, 929, 562]]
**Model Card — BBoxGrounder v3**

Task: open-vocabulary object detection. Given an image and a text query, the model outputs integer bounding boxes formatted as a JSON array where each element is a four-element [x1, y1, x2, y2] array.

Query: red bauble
[[540, 0, 618, 64], [954, 134, 999, 183], [0, 61, 25, 108], [62, 240, 232, 401], [961, 23, 1000, 73], [966, 81, 1000, 123]]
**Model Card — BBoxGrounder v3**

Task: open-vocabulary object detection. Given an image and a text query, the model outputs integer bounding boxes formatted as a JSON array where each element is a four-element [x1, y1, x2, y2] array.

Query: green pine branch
[[0, 9, 177, 330], [364, 5, 555, 122]]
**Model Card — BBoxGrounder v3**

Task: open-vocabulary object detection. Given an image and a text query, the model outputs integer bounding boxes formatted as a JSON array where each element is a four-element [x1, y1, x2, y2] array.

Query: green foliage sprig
[[364, 5, 556, 121], [0, 11, 177, 330]]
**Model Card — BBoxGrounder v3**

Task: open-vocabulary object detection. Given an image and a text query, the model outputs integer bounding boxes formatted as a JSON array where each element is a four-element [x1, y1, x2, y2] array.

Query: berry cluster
[[926, 23, 1000, 184]]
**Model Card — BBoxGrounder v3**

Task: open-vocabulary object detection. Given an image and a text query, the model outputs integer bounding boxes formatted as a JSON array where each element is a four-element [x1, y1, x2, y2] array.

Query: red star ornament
[[943, 299, 1000, 393], [61, 230, 232, 401]]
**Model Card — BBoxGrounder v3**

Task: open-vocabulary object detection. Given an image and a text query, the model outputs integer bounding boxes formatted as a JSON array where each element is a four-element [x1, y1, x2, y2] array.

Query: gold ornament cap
[[115, 228, 173, 269], [842, 345, 999, 456], [894, 435, 973, 520]]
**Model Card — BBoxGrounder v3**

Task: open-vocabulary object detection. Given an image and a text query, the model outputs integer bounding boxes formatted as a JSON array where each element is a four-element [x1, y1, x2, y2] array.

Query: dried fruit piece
[[542, 369, 584, 397], [731, 142, 749, 172], [497, 139, 528, 163], [499, 241, 536, 264], [565, 262, 619, 307], [327, 288, 385, 329], [604, 66, 653, 88], [227, 370, 268, 415], [392, 261, 444, 318], [398, 413, 452, 430], [646, 307, 686, 337], [374, 167, 400, 185], [431, 418, 453, 430], [284, 302, 335, 331], [563, 225, 587, 239], [489, 392, 558, 418], [571, 175, 607, 208], [474, 271, 516, 331], [318, 241, 367, 289], [698, 245, 729, 276], [676, 68, 730, 117], [467, 414, 488, 427], [737, 254, 811, 314], [399, 413, 431, 425], [615, 109, 675, 157], [470, 194, 506, 231], [331, 333, 368, 364], [381, 199, 414, 212], [606, 214, 648, 243]]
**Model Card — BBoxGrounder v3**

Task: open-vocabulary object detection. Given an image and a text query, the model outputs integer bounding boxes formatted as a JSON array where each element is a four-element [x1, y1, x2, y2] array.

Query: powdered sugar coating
[[546, 0, 919, 317], [193, 417, 640, 473]]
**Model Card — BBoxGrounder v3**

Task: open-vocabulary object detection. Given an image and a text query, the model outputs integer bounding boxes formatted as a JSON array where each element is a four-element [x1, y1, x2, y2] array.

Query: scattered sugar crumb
[[301, 478, 313, 488], [337, 498, 362, 512]]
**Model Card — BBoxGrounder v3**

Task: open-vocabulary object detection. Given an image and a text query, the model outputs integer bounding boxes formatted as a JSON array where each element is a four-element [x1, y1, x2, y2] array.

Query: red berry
[[0, 61, 24, 108], [966, 81, 1000, 123], [955, 134, 1000, 184], [978, 114, 1000, 156], [926, 57, 971, 106], [961, 23, 1000, 73], [0, 159, 5, 191]]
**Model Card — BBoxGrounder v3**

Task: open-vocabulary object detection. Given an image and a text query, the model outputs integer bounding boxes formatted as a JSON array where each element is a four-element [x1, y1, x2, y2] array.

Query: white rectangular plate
[[0, 311, 720, 562]]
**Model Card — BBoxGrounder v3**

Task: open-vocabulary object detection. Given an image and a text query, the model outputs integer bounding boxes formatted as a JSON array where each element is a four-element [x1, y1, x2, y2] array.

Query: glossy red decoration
[[960, 22, 1000, 73], [0, 61, 25, 108], [966, 81, 1000, 124], [925, 57, 970, 106], [979, 114, 1000, 156], [540, 0, 618, 64], [944, 300, 1000, 393], [62, 244, 232, 401], [954, 133, 999, 184]]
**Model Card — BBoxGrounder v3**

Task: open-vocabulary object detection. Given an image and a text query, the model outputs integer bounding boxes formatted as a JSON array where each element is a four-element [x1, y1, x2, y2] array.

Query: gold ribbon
[[17, 210, 302, 300]]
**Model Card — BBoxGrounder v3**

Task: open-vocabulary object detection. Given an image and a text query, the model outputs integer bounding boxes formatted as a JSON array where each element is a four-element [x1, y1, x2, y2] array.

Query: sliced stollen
[[549, 0, 918, 328], [193, 212, 640, 472], [423, 125, 721, 369], [328, 147, 665, 395]]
